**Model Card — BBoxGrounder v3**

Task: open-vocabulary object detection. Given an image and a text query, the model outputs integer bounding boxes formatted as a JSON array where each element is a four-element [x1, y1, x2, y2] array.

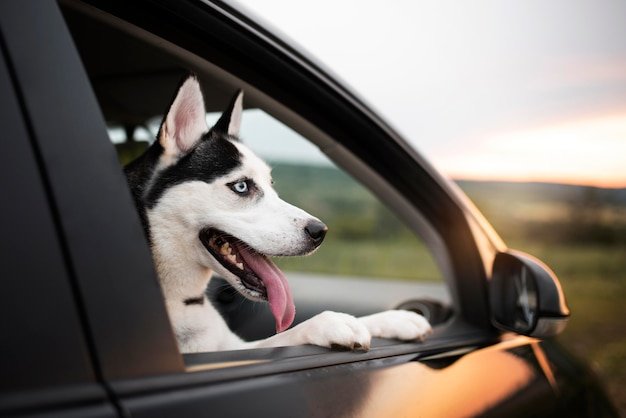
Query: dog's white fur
[[140, 76, 431, 352]]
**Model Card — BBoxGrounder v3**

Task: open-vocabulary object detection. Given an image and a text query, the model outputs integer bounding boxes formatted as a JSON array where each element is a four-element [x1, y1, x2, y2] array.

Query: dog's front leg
[[247, 311, 372, 350], [246, 309, 431, 351], [358, 310, 432, 341]]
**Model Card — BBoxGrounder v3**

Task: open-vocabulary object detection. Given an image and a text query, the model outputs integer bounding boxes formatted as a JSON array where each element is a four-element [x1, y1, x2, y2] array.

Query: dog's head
[[133, 75, 326, 332]]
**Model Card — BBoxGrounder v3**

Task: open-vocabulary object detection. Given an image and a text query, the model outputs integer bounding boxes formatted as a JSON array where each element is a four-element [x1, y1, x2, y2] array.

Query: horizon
[[119, 108, 626, 190], [265, 158, 626, 191]]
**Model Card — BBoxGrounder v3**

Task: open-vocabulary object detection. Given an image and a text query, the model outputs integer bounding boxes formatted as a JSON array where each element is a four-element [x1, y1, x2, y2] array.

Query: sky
[[235, 0, 626, 188]]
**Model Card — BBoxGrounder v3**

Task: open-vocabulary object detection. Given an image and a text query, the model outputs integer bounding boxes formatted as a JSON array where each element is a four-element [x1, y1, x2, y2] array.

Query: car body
[[0, 0, 618, 416]]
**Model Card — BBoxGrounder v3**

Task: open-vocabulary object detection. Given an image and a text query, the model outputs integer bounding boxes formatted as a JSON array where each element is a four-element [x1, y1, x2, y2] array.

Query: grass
[[510, 242, 626, 413]]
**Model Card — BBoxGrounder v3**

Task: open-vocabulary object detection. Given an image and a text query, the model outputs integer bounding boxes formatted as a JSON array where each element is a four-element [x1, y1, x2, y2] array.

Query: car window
[[62, 0, 452, 366], [109, 108, 449, 341], [112, 109, 444, 285]]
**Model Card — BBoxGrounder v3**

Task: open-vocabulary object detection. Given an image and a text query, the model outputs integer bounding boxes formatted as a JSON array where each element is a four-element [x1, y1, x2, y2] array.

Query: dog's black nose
[[305, 220, 328, 245]]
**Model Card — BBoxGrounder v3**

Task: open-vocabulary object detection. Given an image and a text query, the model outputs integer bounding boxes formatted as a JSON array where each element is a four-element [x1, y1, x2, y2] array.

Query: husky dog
[[125, 75, 431, 353]]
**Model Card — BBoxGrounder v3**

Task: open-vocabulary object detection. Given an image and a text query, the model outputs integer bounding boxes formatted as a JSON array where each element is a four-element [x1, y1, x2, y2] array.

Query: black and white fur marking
[[125, 75, 431, 352]]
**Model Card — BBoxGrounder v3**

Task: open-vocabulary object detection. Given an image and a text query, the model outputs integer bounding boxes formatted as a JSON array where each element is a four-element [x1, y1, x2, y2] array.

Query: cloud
[[527, 56, 626, 92]]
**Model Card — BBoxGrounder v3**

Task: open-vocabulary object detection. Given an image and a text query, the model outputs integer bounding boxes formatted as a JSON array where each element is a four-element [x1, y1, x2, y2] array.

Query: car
[[0, 0, 619, 416]]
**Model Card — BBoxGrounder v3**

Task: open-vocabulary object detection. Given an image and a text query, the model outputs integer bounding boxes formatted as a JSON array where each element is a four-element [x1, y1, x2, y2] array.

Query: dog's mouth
[[199, 228, 295, 333]]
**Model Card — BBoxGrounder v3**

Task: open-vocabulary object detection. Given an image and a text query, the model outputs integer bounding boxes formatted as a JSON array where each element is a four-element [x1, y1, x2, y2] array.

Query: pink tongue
[[236, 247, 295, 333]]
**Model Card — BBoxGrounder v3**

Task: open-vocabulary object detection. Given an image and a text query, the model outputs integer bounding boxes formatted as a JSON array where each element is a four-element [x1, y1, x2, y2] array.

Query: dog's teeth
[[236, 262, 244, 270], [220, 242, 231, 255], [227, 254, 237, 263]]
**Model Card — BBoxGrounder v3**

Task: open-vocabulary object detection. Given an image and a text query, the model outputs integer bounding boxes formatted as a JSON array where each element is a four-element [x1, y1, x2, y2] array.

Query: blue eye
[[231, 180, 249, 194]]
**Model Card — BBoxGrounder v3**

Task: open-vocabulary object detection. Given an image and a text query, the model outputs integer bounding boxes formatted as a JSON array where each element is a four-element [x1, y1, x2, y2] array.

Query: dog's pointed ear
[[211, 90, 243, 138], [158, 75, 208, 158]]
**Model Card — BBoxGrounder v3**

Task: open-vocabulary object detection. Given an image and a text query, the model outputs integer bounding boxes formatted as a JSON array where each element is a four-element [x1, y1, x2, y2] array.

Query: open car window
[[109, 105, 450, 346], [61, 0, 454, 368], [113, 108, 445, 284]]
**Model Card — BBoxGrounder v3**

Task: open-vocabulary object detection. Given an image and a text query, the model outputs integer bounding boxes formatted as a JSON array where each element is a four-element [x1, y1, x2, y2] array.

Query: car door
[[0, 3, 116, 416], [2, 1, 616, 417]]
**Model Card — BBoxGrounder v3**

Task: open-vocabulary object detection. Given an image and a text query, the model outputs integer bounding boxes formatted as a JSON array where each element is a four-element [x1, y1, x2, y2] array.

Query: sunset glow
[[437, 113, 626, 188]]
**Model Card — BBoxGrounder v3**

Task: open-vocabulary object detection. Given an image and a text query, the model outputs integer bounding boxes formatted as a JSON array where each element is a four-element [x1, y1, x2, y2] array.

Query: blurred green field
[[275, 238, 442, 281]]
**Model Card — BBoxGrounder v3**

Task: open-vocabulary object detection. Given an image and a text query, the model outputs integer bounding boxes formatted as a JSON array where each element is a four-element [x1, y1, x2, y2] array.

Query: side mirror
[[490, 250, 570, 338]]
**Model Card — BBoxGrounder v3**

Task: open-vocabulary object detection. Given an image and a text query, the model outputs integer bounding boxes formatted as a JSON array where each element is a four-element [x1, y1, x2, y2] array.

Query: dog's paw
[[298, 311, 372, 350], [359, 310, 432, 341]]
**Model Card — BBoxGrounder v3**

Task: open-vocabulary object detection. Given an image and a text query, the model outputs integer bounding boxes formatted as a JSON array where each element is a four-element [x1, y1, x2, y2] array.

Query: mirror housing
[[490, 250, 570, 338]]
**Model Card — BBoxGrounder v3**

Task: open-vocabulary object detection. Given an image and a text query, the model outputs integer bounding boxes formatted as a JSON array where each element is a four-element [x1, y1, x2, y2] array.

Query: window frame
[[0, 8, 98, 394], [73, 0, 499, 326], [48, 0, 503, 382]]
